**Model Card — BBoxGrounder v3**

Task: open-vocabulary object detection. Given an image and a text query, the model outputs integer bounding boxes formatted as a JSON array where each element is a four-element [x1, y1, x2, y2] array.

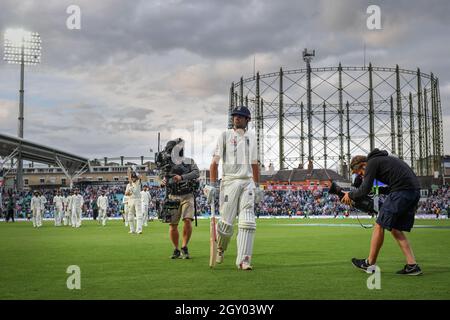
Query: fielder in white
[[97, 190, 109, 226], [31, 191, 42, 228], [40, 192, 47, 222], [141, 185, 151, 227], [206, 106, 263, 270], [53, 190, 64, 227], [125, 168, 143, 234], [71, 188, 83, 228], [64, 190, 74, 226]]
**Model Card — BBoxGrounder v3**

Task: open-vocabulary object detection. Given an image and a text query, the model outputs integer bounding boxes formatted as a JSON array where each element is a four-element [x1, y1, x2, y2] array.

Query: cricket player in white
[[53, 190, 64, 227], [125, 168, 143, 234], [97, 190, 109, 226], [141, 185, 151, 227], [206, 106, 263, 270], [64, 190, 73, 226], [71, 188, 83, 228], [31, 191, 42, 228], [40, 193, 47, 222]]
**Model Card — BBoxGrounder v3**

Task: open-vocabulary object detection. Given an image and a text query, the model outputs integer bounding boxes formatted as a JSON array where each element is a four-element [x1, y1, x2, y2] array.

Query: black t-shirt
[[349, 149, 420, 201]]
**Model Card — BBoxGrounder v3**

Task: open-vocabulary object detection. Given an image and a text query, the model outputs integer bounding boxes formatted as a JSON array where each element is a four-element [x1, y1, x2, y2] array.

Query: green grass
[[1, 218, 450, 300]]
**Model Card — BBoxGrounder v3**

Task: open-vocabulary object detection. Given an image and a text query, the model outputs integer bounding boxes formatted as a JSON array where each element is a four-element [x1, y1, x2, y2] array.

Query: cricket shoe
[[181, 246, 190, 259], [351, 258, 376, 274], [217, 248, 224, 264], [171, 249, 181, 259], [396, 264, 423, 276], [238, 256, 253, 271]]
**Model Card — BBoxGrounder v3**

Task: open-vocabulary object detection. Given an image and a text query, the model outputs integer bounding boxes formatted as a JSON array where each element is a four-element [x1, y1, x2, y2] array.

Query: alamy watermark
[[66, 265, 81, 290], [366, 265, 381, 290], [366, 5, 382, 30], [66, 5, 81, 30]]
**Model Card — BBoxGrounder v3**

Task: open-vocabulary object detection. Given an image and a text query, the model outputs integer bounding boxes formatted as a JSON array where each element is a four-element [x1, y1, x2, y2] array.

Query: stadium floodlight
[[3, 28, 41, 190], [4, 28, 41, 65]]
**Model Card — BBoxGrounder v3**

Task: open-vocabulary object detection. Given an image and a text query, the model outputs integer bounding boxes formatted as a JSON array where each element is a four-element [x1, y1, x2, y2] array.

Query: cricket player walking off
[[125, 168, 143, 234], [97, 191, 109, 226], [64, 190, 73, 226], [40, 193, 47, 221], [141, 185, 151, 227], [71, 189, 83, 228], [206, 106, 263, 270], [53, 190, 64, 227], [31, 191, 42, 228]]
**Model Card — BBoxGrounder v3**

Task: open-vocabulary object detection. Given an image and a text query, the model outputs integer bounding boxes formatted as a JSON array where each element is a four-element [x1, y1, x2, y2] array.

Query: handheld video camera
[[155, 150, 173, 177], [329, 172, 391, 214], [329, 181, 376, 214]]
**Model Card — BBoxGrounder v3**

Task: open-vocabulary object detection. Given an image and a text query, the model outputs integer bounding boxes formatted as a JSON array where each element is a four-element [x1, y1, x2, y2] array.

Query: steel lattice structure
[[228, 59, 444, 178]]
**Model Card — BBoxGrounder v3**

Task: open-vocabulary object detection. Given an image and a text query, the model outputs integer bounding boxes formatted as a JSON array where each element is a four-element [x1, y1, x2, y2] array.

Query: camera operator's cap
[[350, 155, 368, 171], [231, 106, 251, 120]]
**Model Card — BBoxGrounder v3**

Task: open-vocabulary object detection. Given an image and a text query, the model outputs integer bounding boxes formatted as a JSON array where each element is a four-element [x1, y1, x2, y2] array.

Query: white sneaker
[[238, 256, 253, 270], [217, 248, 224, 264]]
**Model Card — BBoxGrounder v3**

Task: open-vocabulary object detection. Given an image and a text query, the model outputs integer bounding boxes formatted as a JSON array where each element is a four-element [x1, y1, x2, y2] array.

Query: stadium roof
[[0, 132, 89, 176]]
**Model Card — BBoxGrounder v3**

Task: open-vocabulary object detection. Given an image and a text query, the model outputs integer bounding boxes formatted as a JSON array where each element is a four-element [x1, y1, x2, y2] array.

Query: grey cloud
[[117, 107, 154, 120], [1, 0, 450, 161]]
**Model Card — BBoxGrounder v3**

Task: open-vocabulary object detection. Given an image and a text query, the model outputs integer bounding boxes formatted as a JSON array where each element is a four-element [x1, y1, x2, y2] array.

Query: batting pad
[[236, 209, 256, 266]]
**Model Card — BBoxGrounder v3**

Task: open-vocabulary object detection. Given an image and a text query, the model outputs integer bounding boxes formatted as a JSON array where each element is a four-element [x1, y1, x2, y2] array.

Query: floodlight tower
[[3, 28, 41, 190], [303, 48, 315, 167]]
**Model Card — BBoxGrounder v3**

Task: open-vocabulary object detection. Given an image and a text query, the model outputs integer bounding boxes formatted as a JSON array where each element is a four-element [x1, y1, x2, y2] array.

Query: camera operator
[[159, 138, 199, 259], [341, 149, 422, 275]]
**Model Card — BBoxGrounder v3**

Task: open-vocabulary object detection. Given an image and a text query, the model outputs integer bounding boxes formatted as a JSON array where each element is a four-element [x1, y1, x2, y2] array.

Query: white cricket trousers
[[72, 208, 82, 228], [99, 208, 107, 226], [32, 208, 42, 227], [217, 178, 257, 267], [54, 206, 63, 226], [128, 198, 143, 233]]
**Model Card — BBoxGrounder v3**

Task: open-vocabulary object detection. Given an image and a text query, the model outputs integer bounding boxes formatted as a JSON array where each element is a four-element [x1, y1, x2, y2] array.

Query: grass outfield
[[0, 218, 449, 300]]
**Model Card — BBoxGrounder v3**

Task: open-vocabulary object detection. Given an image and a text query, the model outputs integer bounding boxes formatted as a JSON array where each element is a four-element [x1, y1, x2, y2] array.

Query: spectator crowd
[[1, 183, 449, 220]]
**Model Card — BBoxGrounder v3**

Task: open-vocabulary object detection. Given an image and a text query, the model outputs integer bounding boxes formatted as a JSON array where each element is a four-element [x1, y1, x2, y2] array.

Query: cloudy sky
[[0, 0, 449, 169]]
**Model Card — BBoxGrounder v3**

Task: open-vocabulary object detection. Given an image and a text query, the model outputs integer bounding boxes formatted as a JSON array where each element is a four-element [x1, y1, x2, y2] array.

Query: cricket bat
[[209, 197, 217, 268]]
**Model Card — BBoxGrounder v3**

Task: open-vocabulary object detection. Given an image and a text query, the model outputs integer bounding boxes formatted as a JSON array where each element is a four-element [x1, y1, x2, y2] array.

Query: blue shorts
[[376, 190, 420, 232]]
